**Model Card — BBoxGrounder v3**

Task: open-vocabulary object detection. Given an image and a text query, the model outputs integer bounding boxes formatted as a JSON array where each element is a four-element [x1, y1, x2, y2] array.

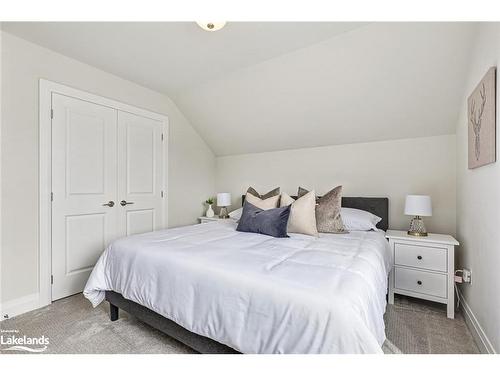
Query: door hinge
[[51, 192, 54, 201], [161, 133, 164, 142], [161, 190, 164, 198], [50, 109, 54, 119], [51, 275, 54, 285]]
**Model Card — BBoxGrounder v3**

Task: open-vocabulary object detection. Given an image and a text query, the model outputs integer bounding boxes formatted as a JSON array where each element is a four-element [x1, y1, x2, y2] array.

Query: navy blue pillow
[[236, 201, 291, 238]]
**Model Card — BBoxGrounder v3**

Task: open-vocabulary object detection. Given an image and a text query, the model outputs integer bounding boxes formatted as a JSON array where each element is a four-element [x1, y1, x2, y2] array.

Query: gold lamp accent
[[404, 195, 432, 236]]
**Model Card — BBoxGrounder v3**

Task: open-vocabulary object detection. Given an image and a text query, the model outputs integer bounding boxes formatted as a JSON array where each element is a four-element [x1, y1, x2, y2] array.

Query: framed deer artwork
[[468, 67, 496, 169]]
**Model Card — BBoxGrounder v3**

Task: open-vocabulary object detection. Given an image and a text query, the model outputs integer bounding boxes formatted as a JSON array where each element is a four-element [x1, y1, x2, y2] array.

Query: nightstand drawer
[[394, 267, 447, 298], [394, 242, 447, 272]]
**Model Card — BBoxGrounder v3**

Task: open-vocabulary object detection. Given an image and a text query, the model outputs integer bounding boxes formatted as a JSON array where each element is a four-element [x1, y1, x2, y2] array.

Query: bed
[[84, 197, 391, 354]]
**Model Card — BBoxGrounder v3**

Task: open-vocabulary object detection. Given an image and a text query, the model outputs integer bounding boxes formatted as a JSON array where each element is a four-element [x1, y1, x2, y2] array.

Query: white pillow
[[245, 192, 280, 210], [228, 207, 243, 220], [341, 207, 382, 231], [280, 191, 318, 236]]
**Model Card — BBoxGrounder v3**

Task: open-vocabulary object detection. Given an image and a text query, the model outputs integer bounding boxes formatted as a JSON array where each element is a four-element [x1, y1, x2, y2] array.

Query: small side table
[[386, 229, 459, 319], [198, 216, 231, 224]]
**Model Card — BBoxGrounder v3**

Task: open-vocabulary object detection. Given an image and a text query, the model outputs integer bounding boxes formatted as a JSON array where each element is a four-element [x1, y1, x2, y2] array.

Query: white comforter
[[84, 221, 391, 354]]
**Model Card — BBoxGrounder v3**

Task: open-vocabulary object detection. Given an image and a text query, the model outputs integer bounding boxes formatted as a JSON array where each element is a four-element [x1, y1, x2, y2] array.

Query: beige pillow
[[280, 191, 318, 236], [245, 192, 280, 210]]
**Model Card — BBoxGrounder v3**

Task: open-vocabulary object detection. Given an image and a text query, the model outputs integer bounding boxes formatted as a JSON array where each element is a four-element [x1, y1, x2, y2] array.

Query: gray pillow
[[298, 186, 347, 234], [298, 187, 318, 202], [236, 201, 291, 238], [246, 186, 280, 199]]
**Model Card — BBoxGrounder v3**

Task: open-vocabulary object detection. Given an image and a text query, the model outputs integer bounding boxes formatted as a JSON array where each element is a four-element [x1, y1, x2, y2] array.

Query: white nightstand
[[386, 229, 459, 319], [198, 216, 232, 224]]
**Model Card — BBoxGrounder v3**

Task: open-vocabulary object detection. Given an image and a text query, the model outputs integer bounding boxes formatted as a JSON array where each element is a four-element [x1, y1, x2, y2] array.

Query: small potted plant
[[205, 197, 215, 218]]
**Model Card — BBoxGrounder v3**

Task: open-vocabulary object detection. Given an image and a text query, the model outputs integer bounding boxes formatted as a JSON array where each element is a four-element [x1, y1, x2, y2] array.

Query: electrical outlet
[[462, 268, 472, 284]]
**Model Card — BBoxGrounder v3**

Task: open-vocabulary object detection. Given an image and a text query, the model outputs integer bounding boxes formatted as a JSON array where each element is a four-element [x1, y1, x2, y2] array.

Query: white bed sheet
[[84, 221, 391, 354]]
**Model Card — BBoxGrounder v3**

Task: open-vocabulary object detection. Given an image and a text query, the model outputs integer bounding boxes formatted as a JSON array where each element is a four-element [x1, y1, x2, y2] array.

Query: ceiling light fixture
[[196, 21, 226, 32]]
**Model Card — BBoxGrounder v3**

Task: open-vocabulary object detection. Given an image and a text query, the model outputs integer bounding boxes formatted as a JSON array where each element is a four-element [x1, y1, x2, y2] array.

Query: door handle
[[120, 200, 134, 206], [102, 201, 115, 207]]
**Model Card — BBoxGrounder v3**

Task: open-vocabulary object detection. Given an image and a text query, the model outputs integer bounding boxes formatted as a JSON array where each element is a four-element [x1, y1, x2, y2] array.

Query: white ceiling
[[2, 22, 366, 95], [3, 22, 477, 156]]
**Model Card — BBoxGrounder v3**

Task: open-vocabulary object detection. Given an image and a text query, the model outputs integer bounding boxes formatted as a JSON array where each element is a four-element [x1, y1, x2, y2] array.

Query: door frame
[[39, 79, 169, 307]]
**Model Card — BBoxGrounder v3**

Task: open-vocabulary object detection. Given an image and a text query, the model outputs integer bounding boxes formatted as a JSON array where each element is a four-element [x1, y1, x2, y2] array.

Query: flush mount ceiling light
[[196, 21, 226, 32]]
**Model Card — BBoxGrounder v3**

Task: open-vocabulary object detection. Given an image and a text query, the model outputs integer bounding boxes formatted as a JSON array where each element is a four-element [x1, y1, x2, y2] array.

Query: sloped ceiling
[[175, 23, 477, 155], [2, 22, 366, 94], [3, 22, 477, 156]]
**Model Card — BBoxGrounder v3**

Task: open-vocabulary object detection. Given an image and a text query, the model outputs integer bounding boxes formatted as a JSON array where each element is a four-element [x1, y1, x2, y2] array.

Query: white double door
[[51, 93, 165, 300]]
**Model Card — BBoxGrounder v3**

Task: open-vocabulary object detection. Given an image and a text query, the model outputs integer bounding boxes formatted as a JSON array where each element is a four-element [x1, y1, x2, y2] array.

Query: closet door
[[51, 94, 118, 300], [117, 111, 164, 237]]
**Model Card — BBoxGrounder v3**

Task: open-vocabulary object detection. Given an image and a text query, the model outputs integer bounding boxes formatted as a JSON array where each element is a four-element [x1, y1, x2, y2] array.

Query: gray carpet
[[384, 295, 479, 354], [0, 293, 478, 354]]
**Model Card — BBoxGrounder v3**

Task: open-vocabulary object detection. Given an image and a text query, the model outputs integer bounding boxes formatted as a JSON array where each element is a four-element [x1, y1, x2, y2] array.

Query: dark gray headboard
[[241, 195, 389, 231]]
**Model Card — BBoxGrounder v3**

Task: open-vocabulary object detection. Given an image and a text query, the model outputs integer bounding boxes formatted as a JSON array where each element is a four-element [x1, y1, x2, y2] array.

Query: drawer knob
[[417, 280, 422, 285], [417, 255, 422, 260]]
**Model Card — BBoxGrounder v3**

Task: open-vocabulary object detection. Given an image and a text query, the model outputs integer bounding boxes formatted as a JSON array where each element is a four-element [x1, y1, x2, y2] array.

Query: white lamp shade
[[217, 193, 231, 207], [404, 195, 432, 217]]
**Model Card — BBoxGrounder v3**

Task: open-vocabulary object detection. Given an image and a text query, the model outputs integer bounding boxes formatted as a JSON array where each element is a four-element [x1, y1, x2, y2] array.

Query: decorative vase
[[206, 204, 214, 218]]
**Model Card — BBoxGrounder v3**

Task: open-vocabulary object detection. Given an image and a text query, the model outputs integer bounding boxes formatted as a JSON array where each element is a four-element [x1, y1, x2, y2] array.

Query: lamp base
[[407, 216, 427, 236], [219, 206, 229, 219], [407, 230, 428, 237]]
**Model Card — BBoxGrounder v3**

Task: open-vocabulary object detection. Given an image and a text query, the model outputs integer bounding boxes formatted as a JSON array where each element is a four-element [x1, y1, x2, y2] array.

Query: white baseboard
[[457, 288, 496, 354], [0, 293, 40, 321]]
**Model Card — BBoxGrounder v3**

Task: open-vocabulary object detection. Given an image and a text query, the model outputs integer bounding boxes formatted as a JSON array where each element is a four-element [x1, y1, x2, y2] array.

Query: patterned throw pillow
[[236, 201, 291, 238], [246, 186, 280, 199], [298, 186, 347, 234]]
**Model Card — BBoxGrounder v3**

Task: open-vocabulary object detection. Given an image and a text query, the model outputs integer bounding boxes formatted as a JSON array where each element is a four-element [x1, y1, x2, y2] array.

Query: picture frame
[[468, 67, 496, 169]]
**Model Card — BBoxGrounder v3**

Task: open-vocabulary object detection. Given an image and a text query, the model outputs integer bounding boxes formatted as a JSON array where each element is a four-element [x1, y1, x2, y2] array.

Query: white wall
[[456, 23, 500, 354], [0, 33, 216, 304], [216, 135, 456, 234]]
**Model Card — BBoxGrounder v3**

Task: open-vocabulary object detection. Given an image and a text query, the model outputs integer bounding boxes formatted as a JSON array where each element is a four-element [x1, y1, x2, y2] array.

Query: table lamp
[[405, 195, 432, 236], [217, 193, 231, 219]]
